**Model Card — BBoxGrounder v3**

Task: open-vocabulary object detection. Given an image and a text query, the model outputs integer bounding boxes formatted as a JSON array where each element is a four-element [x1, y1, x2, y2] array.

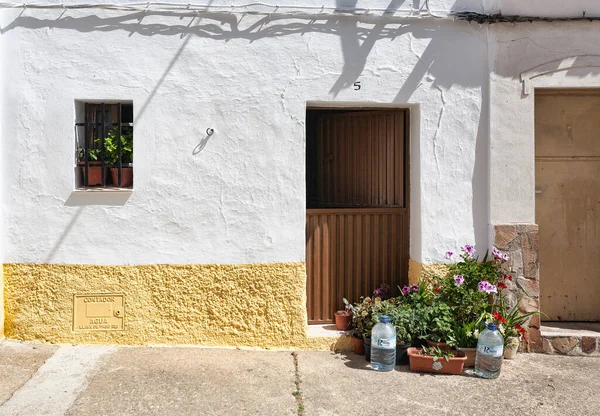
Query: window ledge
[[73, 188, 134, 193]]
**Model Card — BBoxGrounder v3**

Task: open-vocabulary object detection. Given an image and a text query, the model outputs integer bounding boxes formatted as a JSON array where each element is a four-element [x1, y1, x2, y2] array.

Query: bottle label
[[477, 344, 503, 358], [373, 337, 396, 349]]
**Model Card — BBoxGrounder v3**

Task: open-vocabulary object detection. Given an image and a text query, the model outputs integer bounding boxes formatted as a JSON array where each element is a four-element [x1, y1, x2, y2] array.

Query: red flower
[[515, 324, 526, 335], [435, 287, 441, 293], [497, 282, 507, 290], [503, 274, 513, 281], [493, 311, 507, 324]]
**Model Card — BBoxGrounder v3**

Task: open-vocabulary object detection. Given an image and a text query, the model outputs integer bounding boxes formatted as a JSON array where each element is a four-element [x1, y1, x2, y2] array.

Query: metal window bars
[[75, 102, 133, 188]]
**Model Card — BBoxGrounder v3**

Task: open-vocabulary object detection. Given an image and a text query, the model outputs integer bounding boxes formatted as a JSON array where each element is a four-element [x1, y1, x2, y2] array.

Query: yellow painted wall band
[[3, 262, 339, 348]]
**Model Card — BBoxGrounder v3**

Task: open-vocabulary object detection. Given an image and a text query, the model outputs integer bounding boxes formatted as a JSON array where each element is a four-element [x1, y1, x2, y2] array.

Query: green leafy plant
[[102, 126, 133, 165], [76, 146, 102, 162], [448, 312, 487, 348], [344, 297, 377, 339], [76, 127, 132, 165], [422, 301, 454, 343], [418, 346, 455, 362], [390, 305, 425, 344], [397, 282, 434, 308], [344, 284, 401, 340]]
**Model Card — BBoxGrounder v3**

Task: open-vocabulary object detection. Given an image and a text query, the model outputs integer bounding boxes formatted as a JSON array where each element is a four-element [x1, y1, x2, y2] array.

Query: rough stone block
[[542, 337, 554, 354], [529, 315, 541, 329], [518, 297, 540, 314], [528, 327, 542, 352], [494, 225, 517, 249], [581, 337, 597, 354], [526, 229, 539, 252], [509, 251, 523, 276], [516, 277, 540, 298], [551, 337, 579, 355], [522, 249, 539, 280], [525, 224, 539, 233]]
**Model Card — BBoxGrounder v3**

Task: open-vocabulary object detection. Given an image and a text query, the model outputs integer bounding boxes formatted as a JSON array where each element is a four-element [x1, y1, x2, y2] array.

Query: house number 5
[[354, 81, 361, 91]]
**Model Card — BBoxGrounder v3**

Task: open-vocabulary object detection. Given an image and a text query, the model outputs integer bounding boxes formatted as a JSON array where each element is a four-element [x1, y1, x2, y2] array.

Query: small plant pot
[[408, 348, 467, 375], [364, 336, 371, 362], [352, 336, 365, 355], [334, 310, 352, 331], [456, 347, 477, 367], [504, 337, 519, 359], [425, 339, 450, 352], [109, 167, 133, 188], [396, 342, 412, 365], [78, 162, 105, 186]]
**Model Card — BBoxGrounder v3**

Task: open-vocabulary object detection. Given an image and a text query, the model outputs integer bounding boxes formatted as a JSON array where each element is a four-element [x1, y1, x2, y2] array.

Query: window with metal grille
[[74, 101, 134, 189]]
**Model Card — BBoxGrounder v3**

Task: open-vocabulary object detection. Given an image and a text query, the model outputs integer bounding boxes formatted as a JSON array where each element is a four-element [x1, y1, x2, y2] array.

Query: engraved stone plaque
[[73, 294, 125, 331]]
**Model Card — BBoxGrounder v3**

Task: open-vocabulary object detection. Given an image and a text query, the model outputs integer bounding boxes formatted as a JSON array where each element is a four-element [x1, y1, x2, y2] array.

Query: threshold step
[[540, 322, 600, 356], [307, 324, 352, 338]]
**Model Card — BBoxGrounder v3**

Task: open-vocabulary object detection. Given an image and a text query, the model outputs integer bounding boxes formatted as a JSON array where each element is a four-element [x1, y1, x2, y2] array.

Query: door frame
[[305, 103, 411, 323], [534, 88, 600, 321]]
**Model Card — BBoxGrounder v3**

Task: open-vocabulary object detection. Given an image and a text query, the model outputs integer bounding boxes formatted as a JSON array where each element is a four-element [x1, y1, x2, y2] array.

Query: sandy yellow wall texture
[[3, 262, 350, 350], [0, 265, 4, 339], [408, 259, 449, 285]]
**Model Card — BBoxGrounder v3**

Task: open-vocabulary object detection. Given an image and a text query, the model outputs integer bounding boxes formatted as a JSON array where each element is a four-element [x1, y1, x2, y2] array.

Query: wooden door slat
[[307, 109, 409, 323]]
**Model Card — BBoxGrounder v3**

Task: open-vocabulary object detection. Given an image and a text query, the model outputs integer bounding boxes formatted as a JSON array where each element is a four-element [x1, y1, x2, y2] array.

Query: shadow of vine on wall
[[0, 0, 497, 257]]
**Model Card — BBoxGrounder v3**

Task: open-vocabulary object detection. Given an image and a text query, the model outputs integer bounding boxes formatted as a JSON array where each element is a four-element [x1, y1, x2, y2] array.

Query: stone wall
[[542, 334, 600, 356], [493, 224, 542, 352]]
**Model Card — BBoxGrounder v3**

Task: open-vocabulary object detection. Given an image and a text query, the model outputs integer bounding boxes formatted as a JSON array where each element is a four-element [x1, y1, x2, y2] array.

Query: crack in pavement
[[291, 352, 305, 416]]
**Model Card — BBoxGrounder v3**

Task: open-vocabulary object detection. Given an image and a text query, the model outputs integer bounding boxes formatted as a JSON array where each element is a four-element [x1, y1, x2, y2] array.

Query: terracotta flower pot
[[456, 347, 477, 367], [78, 162, 105, 186], [425, 339, 450, 352], [504, 337, 519, 359], [334, 310, 352, 331], [396, 342, 412, 365], [109, 167, 133, 188], [352, 336, 365, 355], [407, 347, 467, 375]]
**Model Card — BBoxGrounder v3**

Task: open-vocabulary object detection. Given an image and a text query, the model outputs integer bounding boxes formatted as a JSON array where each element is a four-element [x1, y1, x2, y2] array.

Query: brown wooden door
[[306, 110, 409, 324], [535, 90, 600, 321]]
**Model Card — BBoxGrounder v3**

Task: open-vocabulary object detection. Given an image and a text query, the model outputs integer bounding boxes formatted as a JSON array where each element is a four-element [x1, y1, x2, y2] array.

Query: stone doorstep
[[307, 324, 351, 338], [541, 324, 600, 356]]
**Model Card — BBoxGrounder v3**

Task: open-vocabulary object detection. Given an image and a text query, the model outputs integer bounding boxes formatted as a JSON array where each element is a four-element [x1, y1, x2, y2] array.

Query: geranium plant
[[344, 284, 395, 340]]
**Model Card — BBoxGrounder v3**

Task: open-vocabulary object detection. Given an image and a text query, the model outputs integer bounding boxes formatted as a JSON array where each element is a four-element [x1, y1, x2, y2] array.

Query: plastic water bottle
[[474, 322, 504, 379], [371, 315, 396, 371]]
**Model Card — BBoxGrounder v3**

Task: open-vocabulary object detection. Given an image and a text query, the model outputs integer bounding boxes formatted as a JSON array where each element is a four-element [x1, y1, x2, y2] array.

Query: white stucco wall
[[1, 1, 492, 266], [0, 10, 5, 337], [488, 22, 600, 225], [484, 0, 600, 18]]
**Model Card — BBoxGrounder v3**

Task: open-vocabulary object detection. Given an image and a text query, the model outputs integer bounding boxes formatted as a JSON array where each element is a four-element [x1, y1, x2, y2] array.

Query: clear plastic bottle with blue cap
[[370, 315, 396, 371], [474, 322, 504, 379]]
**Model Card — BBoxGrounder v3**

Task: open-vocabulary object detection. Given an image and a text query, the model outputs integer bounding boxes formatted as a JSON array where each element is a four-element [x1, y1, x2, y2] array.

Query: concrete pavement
[[1, 340, 599, 416]]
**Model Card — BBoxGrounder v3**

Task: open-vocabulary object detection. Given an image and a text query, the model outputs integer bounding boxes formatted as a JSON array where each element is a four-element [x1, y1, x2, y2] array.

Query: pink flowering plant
[[397, 282, 430, 307], [435, 245, 509, 347]]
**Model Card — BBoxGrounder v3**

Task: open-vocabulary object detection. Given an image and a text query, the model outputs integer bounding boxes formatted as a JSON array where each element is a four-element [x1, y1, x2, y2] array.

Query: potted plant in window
[[103, 126, 133, 187], [76, 146, 104, 186]]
